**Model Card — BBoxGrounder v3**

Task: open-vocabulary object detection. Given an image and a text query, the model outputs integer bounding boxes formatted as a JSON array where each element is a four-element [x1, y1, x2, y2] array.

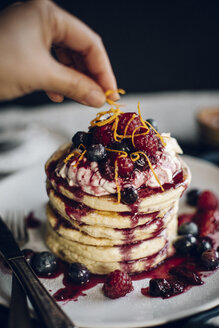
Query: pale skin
[[0, 0, 119, 107]]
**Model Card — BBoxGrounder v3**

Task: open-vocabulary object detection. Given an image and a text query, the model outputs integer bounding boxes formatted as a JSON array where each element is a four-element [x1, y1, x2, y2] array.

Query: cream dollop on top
[[56, 133, 183, 196]]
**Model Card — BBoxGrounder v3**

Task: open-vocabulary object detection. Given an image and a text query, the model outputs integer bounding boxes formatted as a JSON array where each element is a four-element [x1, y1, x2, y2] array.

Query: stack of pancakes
[[45, 143, 191, 275]]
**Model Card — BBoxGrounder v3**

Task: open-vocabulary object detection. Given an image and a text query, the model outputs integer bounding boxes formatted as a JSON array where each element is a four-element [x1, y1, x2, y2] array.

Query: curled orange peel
[[131, 151, 164, 191]]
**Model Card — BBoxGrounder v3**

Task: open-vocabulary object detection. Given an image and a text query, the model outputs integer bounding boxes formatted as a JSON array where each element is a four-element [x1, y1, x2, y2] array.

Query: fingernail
[[83, 90, 106, 108], [110, 93, 120, 101]]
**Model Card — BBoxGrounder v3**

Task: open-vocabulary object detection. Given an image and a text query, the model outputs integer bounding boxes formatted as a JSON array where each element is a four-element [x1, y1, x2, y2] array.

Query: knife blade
[[0, 216, 75, 328]]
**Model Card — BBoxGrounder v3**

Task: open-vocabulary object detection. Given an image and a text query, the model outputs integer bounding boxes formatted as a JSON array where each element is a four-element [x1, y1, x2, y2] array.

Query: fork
[[4, 211, 33, 328], [1, 213, 75, 328]]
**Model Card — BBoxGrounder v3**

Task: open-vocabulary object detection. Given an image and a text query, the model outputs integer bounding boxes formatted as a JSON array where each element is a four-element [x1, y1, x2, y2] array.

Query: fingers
[[49, 2, 119, 101], [45, 58, 106, 107], [46, 91, 64, 103]]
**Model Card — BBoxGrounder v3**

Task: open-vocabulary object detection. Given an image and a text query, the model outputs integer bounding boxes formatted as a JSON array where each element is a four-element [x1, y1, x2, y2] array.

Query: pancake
[[47, 186, 175, 230], [46, 212, 177, 274], [44, 107, 191, 275], [46, 202, 178, 245]]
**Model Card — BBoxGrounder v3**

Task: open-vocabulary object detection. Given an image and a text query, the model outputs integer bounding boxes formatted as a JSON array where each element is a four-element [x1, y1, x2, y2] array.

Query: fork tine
[[3, 210, 28, 246], [17, 212, 28, 245]]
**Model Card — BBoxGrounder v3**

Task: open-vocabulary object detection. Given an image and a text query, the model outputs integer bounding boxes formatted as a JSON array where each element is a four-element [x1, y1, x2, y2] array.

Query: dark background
[[0, 0, 219, 108]]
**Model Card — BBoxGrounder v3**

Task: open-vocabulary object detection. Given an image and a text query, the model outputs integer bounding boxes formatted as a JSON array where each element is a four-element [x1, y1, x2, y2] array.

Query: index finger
[[49, 2, 119, 100]]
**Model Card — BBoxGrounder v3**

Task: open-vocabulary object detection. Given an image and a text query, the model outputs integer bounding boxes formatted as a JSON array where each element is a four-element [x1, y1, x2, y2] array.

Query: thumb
[[44, 59, 106, 107]]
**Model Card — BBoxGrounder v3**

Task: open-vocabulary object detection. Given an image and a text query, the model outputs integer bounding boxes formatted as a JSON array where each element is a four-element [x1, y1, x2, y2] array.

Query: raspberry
[[134, 130, 160, 159], [102, 270, 133, 299], [117, 113, 142, 135], [195, 210, 217, 236], [98, 153, 117, 181], [117, 156, 134, 177], [197, 190, 218, 210], [91, 124, 114, 147]]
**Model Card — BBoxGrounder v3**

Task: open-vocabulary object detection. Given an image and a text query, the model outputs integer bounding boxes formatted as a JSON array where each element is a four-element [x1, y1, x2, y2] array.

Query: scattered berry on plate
[[195, 209, 217, 237], [178, 222, 198, 236], [169, 266, 203, 285], [174, 235, 197, 255], [148, 277, 185, 298], [197, 190, 218, 211], [186, 189, 200, 206], [68, 262, 90, 285], [31, 251, 58, 276], [201, 249, 219, 270], [194, 237, 212, 256], [103, 270, 133, 299]]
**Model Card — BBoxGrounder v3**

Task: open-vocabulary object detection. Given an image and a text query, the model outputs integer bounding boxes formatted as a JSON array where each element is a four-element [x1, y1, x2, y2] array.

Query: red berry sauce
[[25, 212, 41, 229]]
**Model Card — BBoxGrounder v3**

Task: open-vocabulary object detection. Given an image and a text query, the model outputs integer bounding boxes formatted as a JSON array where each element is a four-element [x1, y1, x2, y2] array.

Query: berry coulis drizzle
[[34, 210, 218, 303], [44, 160, 218, 301]]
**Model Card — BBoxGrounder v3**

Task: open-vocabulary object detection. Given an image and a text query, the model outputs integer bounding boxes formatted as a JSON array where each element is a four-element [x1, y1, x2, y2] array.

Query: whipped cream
[[56, 134, 183, 196]]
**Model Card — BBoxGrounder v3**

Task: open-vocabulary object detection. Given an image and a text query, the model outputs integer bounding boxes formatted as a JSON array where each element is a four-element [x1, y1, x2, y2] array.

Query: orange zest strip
[[145, 120, 166, 147], [105, 148, 128, 157], [78, 143, 86, 150], [131, 125, 149, 147], [137, 102, 166, 147], [112, 116, 121, 142], [124, 113, 136, 137], [131, 151, 164, 191], [90, 108, 122, 127], [64, 150, 81, 164], [105, 89, 125, 109], [105, 89, 126, 99], [114, 159, 121, 204], [73, 149, 87, 167], [130, 152, 140, 161]]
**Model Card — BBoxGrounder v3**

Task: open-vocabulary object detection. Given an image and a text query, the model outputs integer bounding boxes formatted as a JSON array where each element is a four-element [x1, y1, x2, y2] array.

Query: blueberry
[[178, 222, 198, 236], [121, 186, 139, 204], [112, 141, 131, 153], [72, 131, 88, 148], [170, 266, 203, 285], [22, 248, 35, 264], [86, 144, 106, 162], [149, 278, 184, 298], [31, 251, 58, 276], [149, 278, 171, 297], [186, 189, 200, 206], [68, 262, 90, 285], [194, 237, 212, 256], [174, 235, 197, 255], [201, 249, 219, 270], [134, 154, 148, 171], [146, 118, 158, 131]]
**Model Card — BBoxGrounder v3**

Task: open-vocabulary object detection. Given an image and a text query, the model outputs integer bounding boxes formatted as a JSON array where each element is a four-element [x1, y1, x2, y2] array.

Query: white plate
[[0, 155, 218, 328]]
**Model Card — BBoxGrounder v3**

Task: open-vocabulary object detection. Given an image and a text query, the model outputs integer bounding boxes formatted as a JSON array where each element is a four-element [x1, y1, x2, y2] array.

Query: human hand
[[0, 0, 118, 107]]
